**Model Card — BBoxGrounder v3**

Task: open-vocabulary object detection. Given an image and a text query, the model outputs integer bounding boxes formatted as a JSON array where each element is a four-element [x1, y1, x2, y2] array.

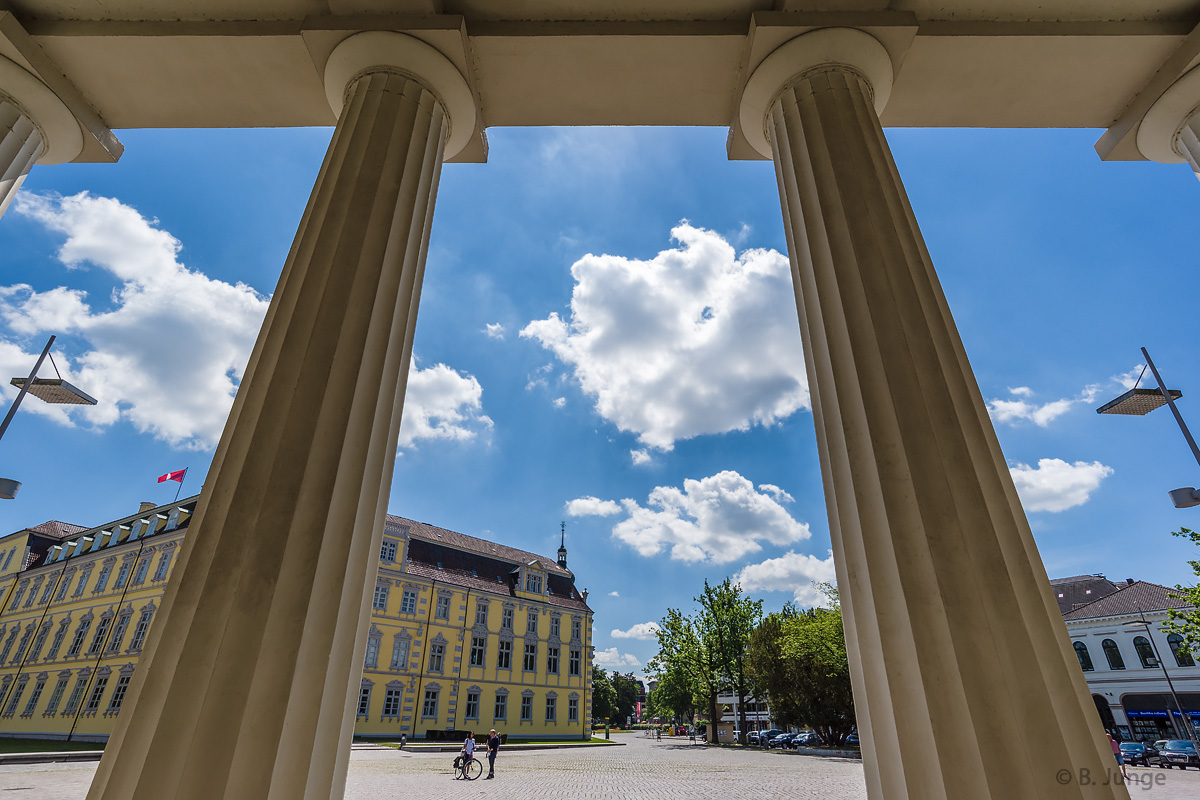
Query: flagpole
[[174, 468, 187, 502]]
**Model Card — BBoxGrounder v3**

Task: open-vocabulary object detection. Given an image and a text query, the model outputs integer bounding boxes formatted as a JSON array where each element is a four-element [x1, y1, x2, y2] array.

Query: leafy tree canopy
[[610, 671, 642, 727], [746, 583, 856, 746], [591, 666, 618, 724], [698, 578, 762, 743], [1164, 527, 1200, 659]]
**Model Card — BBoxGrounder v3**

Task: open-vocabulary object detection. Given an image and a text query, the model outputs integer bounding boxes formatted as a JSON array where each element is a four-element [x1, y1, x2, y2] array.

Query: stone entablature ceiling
[[1, 1, 1197, 163]]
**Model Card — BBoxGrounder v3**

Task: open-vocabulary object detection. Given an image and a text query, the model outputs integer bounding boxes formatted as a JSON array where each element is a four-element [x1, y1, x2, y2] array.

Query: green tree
[[610, 671, 641, 726], [650, 607, 721, 741], [1164, 527, 1200, 659], [746, 604, 804, 728], [698, 579, 762, 743], [647, 664, 697, 724], [746, 584, 856, 746], [591, 666, 618, 725]]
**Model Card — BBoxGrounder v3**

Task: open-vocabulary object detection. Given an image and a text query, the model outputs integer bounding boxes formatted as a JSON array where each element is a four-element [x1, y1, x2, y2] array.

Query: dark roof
[[1062, 581, 1194, 621], [387, 515, 591, 612], [10, 521, 90, 570], [24, 521, 88, 540], [386, 515, 573, 578], [1049, 574, 1122, 615]]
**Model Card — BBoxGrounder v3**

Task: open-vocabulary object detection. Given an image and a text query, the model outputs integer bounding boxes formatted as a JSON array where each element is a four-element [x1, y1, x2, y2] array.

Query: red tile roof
[[1062, 581, 1194, 621], [25, 521, 88, 539]]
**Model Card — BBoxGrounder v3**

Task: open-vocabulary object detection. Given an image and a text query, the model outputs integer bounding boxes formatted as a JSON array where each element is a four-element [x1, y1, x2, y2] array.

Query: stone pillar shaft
[[86, 70, 446, 800], [769, 66, 1127, 799], [0, 95, 43, 218]]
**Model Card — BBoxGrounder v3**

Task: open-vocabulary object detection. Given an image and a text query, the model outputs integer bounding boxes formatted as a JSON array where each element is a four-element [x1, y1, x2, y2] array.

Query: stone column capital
[[0, 55, 82, 165], [323, 31, 476, 160], [1138, 63, 1200, 165], [738, 27, 893, 160]]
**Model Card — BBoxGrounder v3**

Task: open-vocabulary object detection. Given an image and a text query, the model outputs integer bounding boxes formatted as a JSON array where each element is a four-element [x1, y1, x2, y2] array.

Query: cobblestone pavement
[[2, 734, 1198, 799]]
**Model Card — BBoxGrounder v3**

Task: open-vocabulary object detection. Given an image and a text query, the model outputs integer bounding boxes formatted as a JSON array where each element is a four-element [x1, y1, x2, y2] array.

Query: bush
[[425, 729, 483, 742]]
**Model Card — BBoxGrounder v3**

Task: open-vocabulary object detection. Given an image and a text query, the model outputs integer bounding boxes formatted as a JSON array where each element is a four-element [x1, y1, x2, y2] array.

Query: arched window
[[1102, 639, 1125, 670], [1133, 636, 1157, 668], [1074, 642, 1094, 671], [1168, 633, 1196, 667]]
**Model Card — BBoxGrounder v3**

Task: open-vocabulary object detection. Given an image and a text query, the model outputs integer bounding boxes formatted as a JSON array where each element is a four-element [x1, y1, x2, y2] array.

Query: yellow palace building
[[0, 496, 594, 742]]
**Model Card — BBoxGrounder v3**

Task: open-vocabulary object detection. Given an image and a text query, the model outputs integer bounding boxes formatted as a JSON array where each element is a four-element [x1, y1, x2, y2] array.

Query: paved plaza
[[2, 733, 1199, 799]]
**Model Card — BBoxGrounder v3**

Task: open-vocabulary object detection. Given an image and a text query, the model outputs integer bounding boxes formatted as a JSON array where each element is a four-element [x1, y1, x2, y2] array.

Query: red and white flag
[[157, 469, 187, 484]]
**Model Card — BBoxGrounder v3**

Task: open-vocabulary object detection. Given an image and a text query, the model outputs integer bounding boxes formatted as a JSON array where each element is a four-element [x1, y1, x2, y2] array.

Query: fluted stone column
[[0, 56, 83, 218], [740, 29, 1128, 800], [86, 33, 475, 800], [0, 96, 43, 217], [1138, 63, 1200, 180]]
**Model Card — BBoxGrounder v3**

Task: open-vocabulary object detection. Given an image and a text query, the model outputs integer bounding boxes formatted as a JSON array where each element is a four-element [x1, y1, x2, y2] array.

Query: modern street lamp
[[1124, 610, 1200, 752], [1098, 347, 1200, 508], [0, 335, 97, 499]]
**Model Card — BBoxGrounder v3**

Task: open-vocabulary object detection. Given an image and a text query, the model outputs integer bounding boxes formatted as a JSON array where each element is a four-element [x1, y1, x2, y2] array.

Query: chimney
[[139, 501, 157, 513], [1126, 578, 1135, 585]]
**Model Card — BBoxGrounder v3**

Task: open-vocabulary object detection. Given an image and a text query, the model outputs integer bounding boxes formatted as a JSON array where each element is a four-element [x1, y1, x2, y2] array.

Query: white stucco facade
[[1062, 580, 1199, 743]]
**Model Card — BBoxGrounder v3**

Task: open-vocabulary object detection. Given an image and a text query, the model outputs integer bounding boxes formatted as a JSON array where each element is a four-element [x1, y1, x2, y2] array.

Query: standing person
[[485, 729, 500, 779], [456, 732, 476, 779], [399, 733, 407, 750]]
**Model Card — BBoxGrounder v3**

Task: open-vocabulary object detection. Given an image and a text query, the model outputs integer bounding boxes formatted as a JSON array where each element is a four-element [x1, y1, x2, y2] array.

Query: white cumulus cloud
[[630, 449, 651, 466], [0, 192, 270, 449], [608, 591, 620, 597], [593, 646, 642, 669], [565, 496, 623, 517], [485, 322, 505, 340], [611, 622, 661, 640], [1, 192, 491, 454], [735, 551, 837, 608], [987, 383, 1102, 428], [397, 362, 493, 450], [1114, 365, 1145, 390], [521, 223, 807, 451], [598, 470, 810, 564], [1009, 458, 1113, 513]]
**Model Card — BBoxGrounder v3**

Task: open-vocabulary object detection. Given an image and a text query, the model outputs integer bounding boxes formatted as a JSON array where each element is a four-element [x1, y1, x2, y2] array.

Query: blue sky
[[0, 124, 1199, 675]]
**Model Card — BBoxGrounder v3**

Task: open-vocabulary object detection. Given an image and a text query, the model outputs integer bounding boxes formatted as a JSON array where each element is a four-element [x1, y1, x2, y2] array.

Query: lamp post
[[0, 335, 97, 499], [1097, 347, 1200, 508], [1124, 610, 1200, 751]]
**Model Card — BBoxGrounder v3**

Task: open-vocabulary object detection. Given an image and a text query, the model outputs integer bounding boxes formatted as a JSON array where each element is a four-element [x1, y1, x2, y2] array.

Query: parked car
[[747, 731, 760, 745], [845, 733, 860, 747], [769, 733, 796, 749], [1119, 742, 1157, 767], [792, 732, 823, 748], [758, 728, 783, 746], [1158, 740, 1199, 769]]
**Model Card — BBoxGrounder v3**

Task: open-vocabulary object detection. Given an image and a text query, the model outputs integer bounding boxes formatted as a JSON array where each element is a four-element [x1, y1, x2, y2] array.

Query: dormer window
[[525, 573, 542, 594], [380, 539, 398, 563]]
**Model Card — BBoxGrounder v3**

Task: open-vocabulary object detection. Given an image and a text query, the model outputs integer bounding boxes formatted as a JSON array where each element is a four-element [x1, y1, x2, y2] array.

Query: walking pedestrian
[[486, 728, 500, 778], [1107, 732, 1128, 780]]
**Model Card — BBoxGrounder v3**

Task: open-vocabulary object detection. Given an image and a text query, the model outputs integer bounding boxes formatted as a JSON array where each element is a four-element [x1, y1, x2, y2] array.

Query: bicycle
[[452, 754, 482, 780]]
